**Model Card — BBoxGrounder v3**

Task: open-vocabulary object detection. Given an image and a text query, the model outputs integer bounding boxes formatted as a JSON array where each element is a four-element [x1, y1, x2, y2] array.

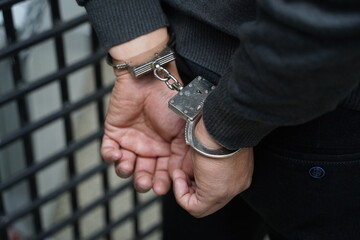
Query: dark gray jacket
[[78, 0, 360, 149]]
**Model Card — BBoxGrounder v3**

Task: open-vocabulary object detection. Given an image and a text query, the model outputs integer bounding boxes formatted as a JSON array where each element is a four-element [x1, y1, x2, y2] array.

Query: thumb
[[172, 169, 206, 217], [172, 169, 192, 202]]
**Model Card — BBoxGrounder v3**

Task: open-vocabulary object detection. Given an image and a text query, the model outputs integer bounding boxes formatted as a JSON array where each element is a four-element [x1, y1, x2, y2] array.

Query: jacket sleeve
[[203, 0, 360, 150], [76, 0, 168, 49]]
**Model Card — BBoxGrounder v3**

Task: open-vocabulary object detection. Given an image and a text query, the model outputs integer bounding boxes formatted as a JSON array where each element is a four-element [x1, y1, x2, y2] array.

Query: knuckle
[[233, 179, 252, 195], [188, 209, 204, 218], [243, 177, 252, 190], [183, 205, 205, 218], [216, 189, 230, 200], [191, 213, 204, 218]]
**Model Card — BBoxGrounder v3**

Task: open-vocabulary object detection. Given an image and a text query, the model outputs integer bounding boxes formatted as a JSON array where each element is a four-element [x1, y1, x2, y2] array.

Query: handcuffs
[[107, 47, 241, 158]]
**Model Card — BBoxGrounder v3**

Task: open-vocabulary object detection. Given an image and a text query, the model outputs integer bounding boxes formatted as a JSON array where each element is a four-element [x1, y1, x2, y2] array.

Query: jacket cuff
[[84, 0, 169, 49], [203, 74, 278, 150]]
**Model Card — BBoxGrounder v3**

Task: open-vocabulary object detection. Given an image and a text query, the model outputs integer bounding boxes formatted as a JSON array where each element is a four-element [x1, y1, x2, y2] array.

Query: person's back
[[78, 0, 360, 239]]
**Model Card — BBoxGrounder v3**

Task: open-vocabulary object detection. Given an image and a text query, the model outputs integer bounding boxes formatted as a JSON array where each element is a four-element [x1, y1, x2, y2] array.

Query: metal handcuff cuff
[[107, 47, 241, 158]]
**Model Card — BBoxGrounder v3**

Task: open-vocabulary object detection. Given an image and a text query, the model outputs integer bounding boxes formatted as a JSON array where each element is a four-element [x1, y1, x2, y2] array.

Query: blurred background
[[0, 1, 162, 239]]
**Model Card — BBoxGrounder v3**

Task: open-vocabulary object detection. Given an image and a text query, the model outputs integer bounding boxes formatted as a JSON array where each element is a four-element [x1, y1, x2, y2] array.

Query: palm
[[104, 76, 182, 157], [101, 63, 190, 194]]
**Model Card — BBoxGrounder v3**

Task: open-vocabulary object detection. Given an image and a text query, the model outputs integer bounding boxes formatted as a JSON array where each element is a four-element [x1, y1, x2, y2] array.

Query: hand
[[101, 61, 190, 195], [172, 118, 254, 218]]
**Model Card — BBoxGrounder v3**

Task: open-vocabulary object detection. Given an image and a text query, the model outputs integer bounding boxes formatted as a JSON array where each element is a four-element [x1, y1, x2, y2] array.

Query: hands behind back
[[100, 28, 252, 217], [101, 61, 190, 195], [172, 118, 254, 218]]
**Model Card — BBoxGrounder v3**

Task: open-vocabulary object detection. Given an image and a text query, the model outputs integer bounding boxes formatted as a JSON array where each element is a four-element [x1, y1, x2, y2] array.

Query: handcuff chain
[[153, 64, 183, 91]]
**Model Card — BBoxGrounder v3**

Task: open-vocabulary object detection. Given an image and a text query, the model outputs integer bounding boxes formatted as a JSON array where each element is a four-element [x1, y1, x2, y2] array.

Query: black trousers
[[163, 56, 360, 240], [163, 107, 360, 240]]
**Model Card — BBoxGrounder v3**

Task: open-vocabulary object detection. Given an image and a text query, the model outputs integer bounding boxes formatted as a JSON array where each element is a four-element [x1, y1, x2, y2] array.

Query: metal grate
[[0, 1, 161, 239]]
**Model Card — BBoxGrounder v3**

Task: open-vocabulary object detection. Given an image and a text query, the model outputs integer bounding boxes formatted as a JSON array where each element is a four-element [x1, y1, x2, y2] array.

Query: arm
[[101, 59, 189, 195], [101, 28, 191, 195], [101, 27, 191, 195], [77, 0, 168, 49], [77, 1, 190, 194], [172, 117, 254, 218], [173, 0, 360, 217], [203, 0, 360, 150]]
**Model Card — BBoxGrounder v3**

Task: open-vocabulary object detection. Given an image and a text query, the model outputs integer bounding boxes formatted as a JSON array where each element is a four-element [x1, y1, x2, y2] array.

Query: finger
[[181, 150, 194, 179], [114, 149, 136, 178], [120, 131, 171, 157], [101, 135, 122, 163], [202, 200, 232, 218], [133, 157, 156, 193], [152, 157, 171, 195], [172, 169, 193, 198], [173, 169, 218, 218], [168, 153, 183, 179], [168, 137, 190, 178], [172, 169, 203, 213]]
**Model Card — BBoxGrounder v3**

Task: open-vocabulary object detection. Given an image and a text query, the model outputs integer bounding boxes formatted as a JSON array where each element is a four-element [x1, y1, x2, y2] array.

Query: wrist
[[108, 27, 169, 66], [194, 117, 223, 149]]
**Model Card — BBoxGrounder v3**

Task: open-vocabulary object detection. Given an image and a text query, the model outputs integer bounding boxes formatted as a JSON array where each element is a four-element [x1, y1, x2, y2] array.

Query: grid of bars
[[0, 0, 161, 239]]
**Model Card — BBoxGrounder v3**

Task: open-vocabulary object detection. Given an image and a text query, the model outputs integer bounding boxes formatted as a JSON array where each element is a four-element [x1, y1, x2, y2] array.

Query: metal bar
[[133, 223, 162, 240], [48, 0, 80, 238], [0, 3, 161, 240], [85, 195, 161, 240], [91, 26, 112, 240], [0, 173, 9, 240], [2, 7, 42, 235], [0, 50, 107, 106], [0, 84, 113, 148], [0, 161, 110, 229], [0, 130, 103, 192], [0, 0, 25, 9], [29, 180, 133, 240], [91, 34, 106, 129], [132, 189, 140, 238], [0, 14, 88, 59]]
